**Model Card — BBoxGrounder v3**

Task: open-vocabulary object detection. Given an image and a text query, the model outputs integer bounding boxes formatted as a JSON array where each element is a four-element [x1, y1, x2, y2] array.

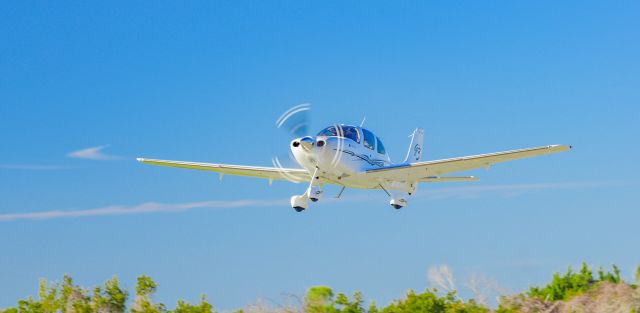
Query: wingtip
[[549, 144, 572, 151], [136, 158, 144, 162]]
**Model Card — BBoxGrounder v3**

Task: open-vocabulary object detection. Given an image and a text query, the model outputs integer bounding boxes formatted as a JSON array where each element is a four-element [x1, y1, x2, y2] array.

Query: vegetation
[[1, 263, 639, 313], [0, 275, 211, 313], [498, 263, 639, 313], [524, 262, 622, 301]]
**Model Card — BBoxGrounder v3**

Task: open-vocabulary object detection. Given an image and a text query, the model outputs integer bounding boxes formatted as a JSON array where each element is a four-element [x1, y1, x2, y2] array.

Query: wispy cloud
[[67, 145, 122, 160], [333, 180, 620, 203], [0, 199, 287, 222], [0, 181, 619, 222], [418, 180, 621, 200], [0, 164, 70, 170]]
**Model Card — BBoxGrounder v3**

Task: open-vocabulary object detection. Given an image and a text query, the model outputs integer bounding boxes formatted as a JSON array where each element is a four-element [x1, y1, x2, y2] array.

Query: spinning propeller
[[271, 103, 312, 183], [275, 103, 312, 138]]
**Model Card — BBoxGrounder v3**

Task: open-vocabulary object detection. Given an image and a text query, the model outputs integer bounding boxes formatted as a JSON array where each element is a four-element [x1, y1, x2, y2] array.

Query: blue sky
[[1, 0, 639, 310]]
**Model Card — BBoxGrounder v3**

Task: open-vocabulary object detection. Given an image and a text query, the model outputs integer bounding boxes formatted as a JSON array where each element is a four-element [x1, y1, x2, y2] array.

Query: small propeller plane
[[138, 120, 571, 212]]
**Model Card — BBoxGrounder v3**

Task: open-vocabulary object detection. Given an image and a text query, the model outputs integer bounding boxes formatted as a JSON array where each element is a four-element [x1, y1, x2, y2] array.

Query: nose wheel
[[308, 185, 323, 202], [291, 167, 323, 212]]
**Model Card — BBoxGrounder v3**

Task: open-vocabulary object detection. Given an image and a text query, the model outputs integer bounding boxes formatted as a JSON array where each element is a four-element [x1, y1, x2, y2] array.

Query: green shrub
[[527, 263, 624, 301]]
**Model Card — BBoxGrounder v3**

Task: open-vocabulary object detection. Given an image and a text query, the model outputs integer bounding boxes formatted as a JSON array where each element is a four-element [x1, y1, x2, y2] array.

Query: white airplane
[[138, 121, 571, 212]]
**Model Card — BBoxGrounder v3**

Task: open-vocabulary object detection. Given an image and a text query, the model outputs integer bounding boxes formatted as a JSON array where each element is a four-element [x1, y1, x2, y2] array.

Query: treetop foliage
[[1, 263, 638, 313], [526, 262, 624, 302]]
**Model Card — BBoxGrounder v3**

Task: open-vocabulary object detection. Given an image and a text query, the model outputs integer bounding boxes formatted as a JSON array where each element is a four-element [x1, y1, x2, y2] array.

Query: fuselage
[[291, 125, 407, 190]]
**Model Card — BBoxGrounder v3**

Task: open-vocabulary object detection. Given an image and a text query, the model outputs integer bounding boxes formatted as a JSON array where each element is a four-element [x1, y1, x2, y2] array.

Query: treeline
[[1, 263, 639, 313], [0, 275, 212, 313]]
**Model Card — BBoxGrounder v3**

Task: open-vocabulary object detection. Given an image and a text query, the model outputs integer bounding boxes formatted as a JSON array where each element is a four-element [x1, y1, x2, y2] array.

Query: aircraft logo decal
[[339, 149, 388, 167]]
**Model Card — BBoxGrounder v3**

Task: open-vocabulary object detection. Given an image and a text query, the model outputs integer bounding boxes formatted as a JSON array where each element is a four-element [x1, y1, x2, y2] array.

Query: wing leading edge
[[366, 144, 571, 182], [137, 158, 310, 183]]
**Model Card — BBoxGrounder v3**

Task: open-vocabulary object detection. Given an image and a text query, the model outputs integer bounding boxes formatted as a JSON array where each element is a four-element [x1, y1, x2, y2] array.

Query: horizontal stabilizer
[[419, 176, 478, 182]]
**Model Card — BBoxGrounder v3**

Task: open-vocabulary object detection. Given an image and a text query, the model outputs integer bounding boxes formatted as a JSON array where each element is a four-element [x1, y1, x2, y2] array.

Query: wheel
[[308, 186, 323, 202], [290, 195, 308, 212], [390, 196, 407, 210]]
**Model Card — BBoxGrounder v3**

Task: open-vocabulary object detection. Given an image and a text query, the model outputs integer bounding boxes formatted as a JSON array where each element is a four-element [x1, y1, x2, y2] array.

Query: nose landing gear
[[308, 185, 323, 202], [291, 167, 322, 212]]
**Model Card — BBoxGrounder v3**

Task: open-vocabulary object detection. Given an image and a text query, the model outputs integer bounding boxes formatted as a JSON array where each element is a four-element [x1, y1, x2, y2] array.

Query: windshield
[[317, 126, 338, 137], [317, 125, 360, 143]]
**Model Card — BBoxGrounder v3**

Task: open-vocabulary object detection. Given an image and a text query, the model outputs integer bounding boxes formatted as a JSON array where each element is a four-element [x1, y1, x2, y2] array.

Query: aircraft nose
[[291, 136, 315, 151], [290, 136, 332, 168], [299, 136, 314, 151]]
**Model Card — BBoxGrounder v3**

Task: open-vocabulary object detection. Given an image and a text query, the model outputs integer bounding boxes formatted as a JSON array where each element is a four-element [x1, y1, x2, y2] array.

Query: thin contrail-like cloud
[[335, 180, 620, 202], [0, 180, 619, 222], [0, 199, 287, 222], [67, 145, 122, 160], [0, 164, 70, 170], [418, 180, 620, 200]]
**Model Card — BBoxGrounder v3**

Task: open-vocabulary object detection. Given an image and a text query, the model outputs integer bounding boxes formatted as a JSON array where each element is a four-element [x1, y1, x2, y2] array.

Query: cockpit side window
[[376, 137, 386, 155], [362, 128, 375, 150]]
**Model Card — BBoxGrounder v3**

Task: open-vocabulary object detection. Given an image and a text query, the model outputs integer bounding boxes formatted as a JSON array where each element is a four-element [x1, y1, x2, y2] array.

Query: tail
[[403, 128, 424, 163]]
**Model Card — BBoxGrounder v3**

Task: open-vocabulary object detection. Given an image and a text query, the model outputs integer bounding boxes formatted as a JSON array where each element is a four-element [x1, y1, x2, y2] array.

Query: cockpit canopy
[[317, 125, 386, 155], [317, 125, 360, 142]]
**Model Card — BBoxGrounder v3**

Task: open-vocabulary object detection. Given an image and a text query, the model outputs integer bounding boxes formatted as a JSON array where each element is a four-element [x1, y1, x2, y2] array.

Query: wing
[[366, 144, 571, 182], [137, 158, 310, 183]]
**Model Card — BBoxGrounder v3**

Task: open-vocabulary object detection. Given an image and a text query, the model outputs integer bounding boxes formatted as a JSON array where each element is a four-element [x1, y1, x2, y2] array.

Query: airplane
[[137, 121, 572, 212]]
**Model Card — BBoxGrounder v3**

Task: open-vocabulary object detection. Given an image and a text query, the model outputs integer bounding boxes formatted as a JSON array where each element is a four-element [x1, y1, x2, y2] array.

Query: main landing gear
[[379, 184, 408, 210], [290, 168, 323, 212], [290, 195, 308, 212], [389, 195, 408, 209]]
